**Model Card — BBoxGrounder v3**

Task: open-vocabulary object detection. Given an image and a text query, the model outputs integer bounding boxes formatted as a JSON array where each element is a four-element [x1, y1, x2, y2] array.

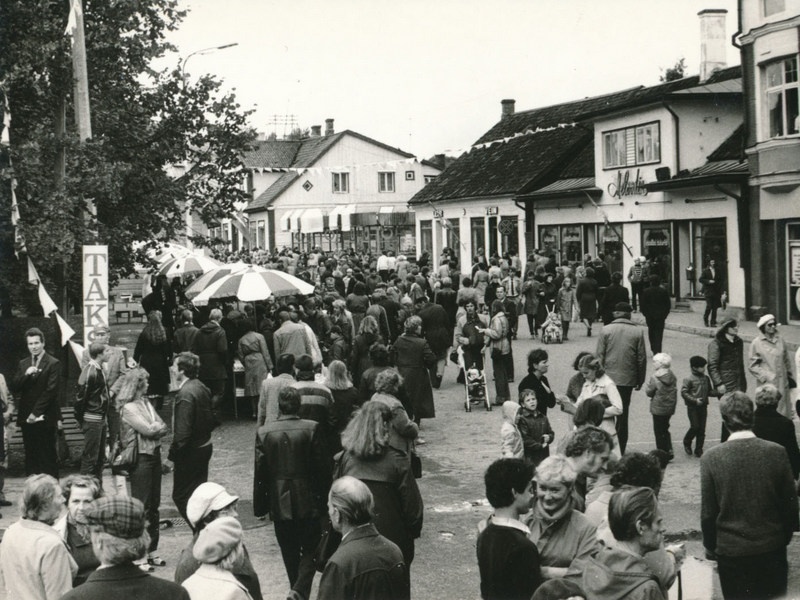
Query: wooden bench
[[8, 406, 84, 470], [113, 301, 144, 323]]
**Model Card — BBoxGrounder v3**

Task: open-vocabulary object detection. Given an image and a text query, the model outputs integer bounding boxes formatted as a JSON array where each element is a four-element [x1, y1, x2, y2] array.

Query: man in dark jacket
[[476, 458, 542, 600], [415, 296, 452, 389], [173, 309, 200, 353], [12, 327, 61, 477], [598, 272, 630, 325], [595, 302, 647, 454], [190, 308, 227, 412], [319, 476, 408, 600], [753, 383, 800, 479], [169, 352, 216, 522], [75, 341, 110, 481], [701, 392, 799, 599], [254, 387, 330, 600], [639, 275, 671, 354], [699, 259, 724, 327]]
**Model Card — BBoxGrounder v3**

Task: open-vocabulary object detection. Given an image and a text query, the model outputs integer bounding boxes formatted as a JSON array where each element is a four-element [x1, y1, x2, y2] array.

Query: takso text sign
[[82, 245, 109, 347]]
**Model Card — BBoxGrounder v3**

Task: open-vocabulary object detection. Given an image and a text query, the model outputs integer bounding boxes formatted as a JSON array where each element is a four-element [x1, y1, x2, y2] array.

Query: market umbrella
[[183, 262, 260, 300], [156, 254, 222, 279], [192, 267, 315, 305]]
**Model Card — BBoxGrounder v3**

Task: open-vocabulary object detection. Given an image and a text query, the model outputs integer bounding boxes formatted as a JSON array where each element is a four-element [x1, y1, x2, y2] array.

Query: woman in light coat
[[749, 314, 795, 418], [118, 367, 170, 570], [481, 300, 511, 406], [182, 517, 252, 600], [575, 354, 623, 454], [237, 321, 272, 419], [556, 277, 577, 341]]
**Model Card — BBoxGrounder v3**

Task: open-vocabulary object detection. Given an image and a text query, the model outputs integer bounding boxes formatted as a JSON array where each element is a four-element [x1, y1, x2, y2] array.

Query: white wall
[[741, 0, 800, 35]]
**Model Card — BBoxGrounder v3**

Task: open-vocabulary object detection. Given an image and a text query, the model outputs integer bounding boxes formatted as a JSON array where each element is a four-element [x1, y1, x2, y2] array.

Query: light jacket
[[500, 401, 524, 459], [595, 318, 647, 388], [645, 369, 678, 416], [120, 398, 168, 455], [181, 564, 252, 600]]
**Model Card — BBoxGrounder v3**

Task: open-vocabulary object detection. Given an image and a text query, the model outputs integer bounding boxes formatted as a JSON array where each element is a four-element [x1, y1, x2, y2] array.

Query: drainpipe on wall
[[662, 101, 680, 174]]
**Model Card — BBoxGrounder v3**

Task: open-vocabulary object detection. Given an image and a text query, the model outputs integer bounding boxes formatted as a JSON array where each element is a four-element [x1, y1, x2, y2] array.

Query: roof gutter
[[662, 101, 680, 173]]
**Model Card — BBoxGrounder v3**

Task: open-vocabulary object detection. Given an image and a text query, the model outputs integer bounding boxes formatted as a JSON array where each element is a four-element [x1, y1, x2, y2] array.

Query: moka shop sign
[[608, 169, 647, 198], [82, 245, 109, 346]]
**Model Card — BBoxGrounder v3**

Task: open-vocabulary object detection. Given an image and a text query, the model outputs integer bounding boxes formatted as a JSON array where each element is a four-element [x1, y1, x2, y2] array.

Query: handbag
[[411, 451, 422, 479], [490, 347, 503, 361], [111, 434, 139, 475], [449, 349, 459, 365]]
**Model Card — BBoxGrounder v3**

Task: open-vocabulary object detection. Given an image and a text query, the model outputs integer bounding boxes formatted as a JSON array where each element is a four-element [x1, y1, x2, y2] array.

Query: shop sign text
[[82, 245, 109, 347], [608, 169, 648, 199], [486, 206, 498, 216]]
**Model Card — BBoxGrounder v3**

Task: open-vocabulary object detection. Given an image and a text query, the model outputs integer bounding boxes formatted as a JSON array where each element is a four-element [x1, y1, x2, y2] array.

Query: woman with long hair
[[325, 360, 360, 451], [116, 367, 170, 571], [336, 401, 423, 588], [350, 315, 382, 387], [134, 310, 172, 408], [481, 300, 511, 406]]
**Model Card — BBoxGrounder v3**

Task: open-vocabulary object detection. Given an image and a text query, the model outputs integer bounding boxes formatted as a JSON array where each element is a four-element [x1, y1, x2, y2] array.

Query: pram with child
[[541, 307, 563, 344], [458, 346, 491, 412]]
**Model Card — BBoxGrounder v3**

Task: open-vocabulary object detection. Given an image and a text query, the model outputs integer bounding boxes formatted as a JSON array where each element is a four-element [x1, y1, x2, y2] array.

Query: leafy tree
[[659, 58, 686, 82], [285, 127, 310, 141], [0, 0, 255, 315]]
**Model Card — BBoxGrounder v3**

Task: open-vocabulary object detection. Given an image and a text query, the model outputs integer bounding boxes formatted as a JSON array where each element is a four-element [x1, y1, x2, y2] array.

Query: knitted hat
[[186, 482, 239, 528], [192, 516, 242, 564]]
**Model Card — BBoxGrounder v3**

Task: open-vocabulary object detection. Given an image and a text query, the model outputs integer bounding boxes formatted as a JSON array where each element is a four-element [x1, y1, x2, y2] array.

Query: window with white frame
[[602, 122, 661, 168], [332, 172, 350, 193], [765, 55, 799, 138], [763, 0, 785, 16], [378, 171, 395, 192]]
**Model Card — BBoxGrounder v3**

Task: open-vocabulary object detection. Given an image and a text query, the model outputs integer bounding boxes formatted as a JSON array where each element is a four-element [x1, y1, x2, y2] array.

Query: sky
[[164, 0, 741, 158]]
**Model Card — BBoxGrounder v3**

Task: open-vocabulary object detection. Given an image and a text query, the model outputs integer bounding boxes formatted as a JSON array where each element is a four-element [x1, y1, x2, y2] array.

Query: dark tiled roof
[[410, 127, 592, 204], [410, 65, 742, 205], [707, 124, 744, 161], [243, 141, 302, 169]]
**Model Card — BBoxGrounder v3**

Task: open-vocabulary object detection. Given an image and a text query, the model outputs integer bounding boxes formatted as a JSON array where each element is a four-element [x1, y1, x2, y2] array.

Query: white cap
[[186, 482, 239, 528]]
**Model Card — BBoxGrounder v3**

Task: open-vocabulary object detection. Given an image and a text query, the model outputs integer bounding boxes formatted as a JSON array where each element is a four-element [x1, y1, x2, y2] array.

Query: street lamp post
[[179, 42, 239, 83]]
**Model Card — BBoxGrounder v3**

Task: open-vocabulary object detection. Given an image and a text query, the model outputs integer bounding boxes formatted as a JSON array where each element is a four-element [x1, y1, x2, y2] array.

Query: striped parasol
[[191, 267, 315, 305], [156, 254, 222, 278], [183, 262, 261, 300]]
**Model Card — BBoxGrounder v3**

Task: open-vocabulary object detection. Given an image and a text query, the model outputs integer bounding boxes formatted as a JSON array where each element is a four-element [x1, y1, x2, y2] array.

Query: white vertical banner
[[82, 245, 108, 347]]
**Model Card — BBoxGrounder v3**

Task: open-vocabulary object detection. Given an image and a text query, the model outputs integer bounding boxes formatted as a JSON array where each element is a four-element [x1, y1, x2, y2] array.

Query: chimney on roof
[[325, 118, 335, 136], [501, 99, 516, 120], [698, 9, 727, 82], [434, 154, 446, 169], [311, 125, 322, 137]]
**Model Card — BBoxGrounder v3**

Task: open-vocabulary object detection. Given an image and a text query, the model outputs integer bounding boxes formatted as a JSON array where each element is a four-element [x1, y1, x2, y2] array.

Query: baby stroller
[[541, 307, 563, 344], [457, 346, 491, 412]]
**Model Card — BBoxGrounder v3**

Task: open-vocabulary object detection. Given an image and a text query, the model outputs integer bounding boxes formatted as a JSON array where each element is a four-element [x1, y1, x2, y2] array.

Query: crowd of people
[[1, 244, 800, 599]]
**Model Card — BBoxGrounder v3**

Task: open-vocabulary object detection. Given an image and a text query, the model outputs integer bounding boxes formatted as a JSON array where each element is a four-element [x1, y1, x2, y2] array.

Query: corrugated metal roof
[[670, 79, 742, 95]]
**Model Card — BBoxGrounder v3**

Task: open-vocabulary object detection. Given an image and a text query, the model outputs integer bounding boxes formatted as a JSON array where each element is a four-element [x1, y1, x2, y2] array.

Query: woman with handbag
[[480, 300, 511, 406], [116, 367, 170, 571], [335, 401, 423, 591]]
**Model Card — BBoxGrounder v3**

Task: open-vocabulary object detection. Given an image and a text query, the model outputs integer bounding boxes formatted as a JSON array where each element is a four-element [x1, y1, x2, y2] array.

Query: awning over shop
[[328, 204, 355, 232], [280, 209, 303, 232], [378, 206, 394, 214], [300, 208, 325, 233]]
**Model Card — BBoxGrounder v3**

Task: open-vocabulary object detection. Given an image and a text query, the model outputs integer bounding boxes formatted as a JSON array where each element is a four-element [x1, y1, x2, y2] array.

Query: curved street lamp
[[180, 42, 238, 83]]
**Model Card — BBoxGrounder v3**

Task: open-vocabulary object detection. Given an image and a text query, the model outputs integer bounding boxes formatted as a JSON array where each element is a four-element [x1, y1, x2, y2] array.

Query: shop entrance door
[[788, 223, 800, 324]]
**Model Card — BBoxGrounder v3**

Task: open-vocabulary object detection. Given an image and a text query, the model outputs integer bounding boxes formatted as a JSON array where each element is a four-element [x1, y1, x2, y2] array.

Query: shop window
[[763, 0, 785, 16], [379, 172, 395, 193], [602, 122, 661, 168], [443, 218, 461, 264], [642, 224, 672, 291], [248, 223, 257, 249], [420, 220, 433, 255], [765, 55, 799, 138], [599, 224, 623, 275], [560, 225, 583, 263], [788, 223, 800, 323], [471, 217, 485, 260], [539, 226, 560, 260], [332, 172, 350, 193]]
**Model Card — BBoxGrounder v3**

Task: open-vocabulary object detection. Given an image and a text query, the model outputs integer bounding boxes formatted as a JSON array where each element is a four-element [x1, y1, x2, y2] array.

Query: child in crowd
[[500, 401, 524, 459], [645, 353, 678, 458], [516, 389, 554, 468], [681, 355, 719, 458]]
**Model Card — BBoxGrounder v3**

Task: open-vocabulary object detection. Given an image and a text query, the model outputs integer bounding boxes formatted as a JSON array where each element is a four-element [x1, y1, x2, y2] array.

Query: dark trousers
[[130, 449, 162, 553], [504, 348, 514, 381], [683, 404, 708, 451], [652, 414, 673, 454], [172, 444, 212, 522], [462, 346, 484, 371], [704, 300, 719, 326], [492, 352, 510, 404], [561, 320, 570, 340], [274, 518, 322, 600], [80, 420, 107, 482], [526, 314, 537, 335], [646, 318, 665, 354], [615, 386, 634, 454], [717, 548, 787, 600], [21, 421, 58, 478], [106, 408, 121, 457], [631, 282, 644, 310], [201, 379, 225, 413]]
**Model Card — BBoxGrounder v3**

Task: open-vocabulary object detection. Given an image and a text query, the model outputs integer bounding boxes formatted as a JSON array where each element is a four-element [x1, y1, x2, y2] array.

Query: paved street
[[2, 322, 799, 599]]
